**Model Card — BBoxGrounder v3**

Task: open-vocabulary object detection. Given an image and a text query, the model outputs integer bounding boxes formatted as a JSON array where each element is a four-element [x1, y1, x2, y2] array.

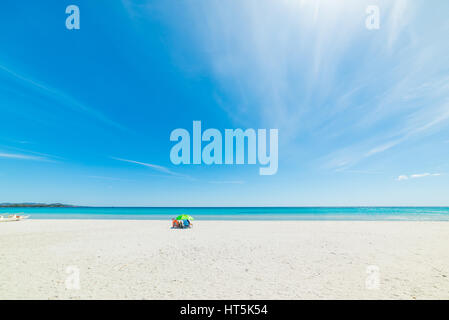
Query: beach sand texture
[[1, 220, 448, 299]]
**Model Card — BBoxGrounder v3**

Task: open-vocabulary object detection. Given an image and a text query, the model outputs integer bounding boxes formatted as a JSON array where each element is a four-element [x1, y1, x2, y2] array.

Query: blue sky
[[1, 0, 449, 206]]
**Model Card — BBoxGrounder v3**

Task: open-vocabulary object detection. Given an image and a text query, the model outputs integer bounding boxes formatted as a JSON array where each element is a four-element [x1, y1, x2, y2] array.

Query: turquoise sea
[[1, 207, 449, 221]]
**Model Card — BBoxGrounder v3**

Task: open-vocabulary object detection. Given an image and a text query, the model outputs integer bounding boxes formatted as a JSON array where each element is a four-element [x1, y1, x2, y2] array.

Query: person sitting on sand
[[172, 219, 183, 228]]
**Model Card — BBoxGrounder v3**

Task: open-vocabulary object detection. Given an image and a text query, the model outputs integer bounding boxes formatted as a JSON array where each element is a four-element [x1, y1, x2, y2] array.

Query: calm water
[[1, 207, 449, 221]]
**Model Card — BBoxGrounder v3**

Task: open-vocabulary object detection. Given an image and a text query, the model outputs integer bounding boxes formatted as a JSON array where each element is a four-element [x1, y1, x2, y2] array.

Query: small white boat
[[0, 214, 30, 222]]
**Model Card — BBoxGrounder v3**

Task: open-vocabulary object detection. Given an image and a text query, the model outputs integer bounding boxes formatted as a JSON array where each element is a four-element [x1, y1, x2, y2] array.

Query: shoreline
[[1, 220, 448, 299]]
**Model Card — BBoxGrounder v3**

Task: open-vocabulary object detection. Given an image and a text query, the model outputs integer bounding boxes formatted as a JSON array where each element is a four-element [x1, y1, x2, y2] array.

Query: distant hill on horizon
[[0, 203, 77, 208]]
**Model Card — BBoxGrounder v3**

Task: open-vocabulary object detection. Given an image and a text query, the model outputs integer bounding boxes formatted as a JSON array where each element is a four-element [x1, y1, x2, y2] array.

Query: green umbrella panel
[[175, 214, 194, 221]]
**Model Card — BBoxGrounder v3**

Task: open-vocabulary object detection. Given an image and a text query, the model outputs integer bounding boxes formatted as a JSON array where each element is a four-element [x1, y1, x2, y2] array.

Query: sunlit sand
[[1, 220, 448, 299]]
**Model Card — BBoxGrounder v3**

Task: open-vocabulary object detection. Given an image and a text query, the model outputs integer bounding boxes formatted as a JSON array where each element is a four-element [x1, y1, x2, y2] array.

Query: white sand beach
[[0, 220, 448, 299]]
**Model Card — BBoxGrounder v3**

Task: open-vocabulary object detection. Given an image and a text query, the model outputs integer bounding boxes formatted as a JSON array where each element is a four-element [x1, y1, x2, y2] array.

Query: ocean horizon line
[[3, 205, 449, 208], [3, 206, 449, 221]]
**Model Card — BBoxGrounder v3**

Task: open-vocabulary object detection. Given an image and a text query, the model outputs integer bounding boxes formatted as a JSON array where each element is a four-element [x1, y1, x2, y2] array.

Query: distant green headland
[[0, 203, 77, 208]]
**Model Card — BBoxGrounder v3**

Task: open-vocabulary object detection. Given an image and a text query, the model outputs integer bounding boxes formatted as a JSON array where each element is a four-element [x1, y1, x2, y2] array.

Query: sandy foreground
[[0, 220, 448, 299]]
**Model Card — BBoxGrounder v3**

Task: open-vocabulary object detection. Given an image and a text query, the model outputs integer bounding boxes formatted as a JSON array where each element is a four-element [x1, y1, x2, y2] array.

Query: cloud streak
[[111, 157, 192, 179], [0, 64, 128, 132], [396, 173, 441, 181], [160, 0, 449, 172], [0, 152, 48, 161]]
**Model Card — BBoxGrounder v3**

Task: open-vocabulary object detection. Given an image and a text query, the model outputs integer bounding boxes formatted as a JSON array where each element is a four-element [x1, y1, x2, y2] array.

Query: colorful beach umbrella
[[176, 214, 194, 221]]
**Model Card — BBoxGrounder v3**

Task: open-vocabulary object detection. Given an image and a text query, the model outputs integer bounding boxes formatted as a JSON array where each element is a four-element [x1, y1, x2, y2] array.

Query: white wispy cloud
[[386, 0, 409, 51], [111, 157, 192, 179], [396, 173, 441, 181], [364, 139, 403, 157], [0, 144, 64, 161], [0, 64, 128, 132], [146, 0, 449, 172], [0, 152, 48, 161], [411, 173, 441, 178]]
